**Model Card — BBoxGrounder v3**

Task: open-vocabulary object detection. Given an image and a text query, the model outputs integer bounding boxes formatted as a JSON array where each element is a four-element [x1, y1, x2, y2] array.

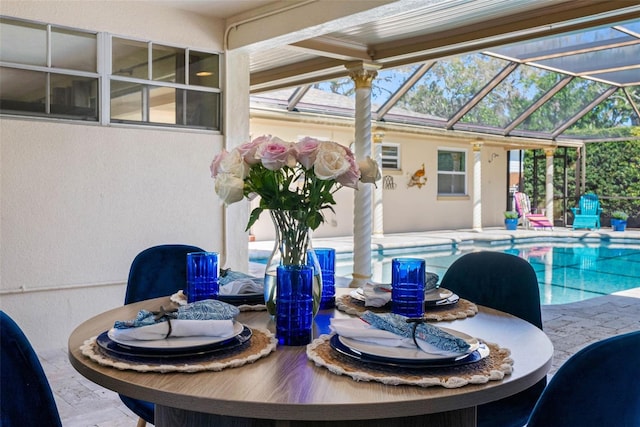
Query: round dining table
[[68, 289, 553, 427]]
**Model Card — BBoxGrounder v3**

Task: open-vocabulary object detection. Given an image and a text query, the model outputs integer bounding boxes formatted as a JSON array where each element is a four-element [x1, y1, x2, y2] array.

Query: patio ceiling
[[174, 0, 640, 143]]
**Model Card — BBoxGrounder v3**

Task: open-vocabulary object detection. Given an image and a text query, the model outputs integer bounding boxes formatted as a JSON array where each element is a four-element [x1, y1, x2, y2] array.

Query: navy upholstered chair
[[1, 311, 63, 427], [119, 244, 205, 427], [439, 251, 544, 427], [527, 330, 640, 427]]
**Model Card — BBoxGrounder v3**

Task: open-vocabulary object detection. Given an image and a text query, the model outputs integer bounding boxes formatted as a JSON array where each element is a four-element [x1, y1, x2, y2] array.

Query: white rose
[[358, 156, 381, 184], [214, 173, 245, 205], [313, 142, 350, 180], [219, 148, 248, 179]]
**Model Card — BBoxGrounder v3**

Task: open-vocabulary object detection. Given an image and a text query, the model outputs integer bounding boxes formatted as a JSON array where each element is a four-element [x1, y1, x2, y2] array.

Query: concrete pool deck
[[249, 226, 640, 259]]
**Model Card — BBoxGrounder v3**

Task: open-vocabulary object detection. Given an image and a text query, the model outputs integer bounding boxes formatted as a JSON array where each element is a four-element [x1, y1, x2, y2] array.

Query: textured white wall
[[249, 116, 508, 241], [0, 1, 230, 351]]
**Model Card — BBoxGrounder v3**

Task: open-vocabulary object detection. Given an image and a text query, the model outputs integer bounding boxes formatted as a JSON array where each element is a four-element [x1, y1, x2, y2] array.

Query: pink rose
[[210, 149, 228, 177], [296, 137, 320, 169], [255, 136, 297, 171], [237, 138, 263, 165], [336, 153, 361, 189]]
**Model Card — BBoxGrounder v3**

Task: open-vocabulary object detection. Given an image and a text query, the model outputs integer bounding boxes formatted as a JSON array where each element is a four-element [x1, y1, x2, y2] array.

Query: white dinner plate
[[338, 327, 479, 362], [107, 320, 244, 350], [424, 287, 454, 302], [350, 287, 454, 303]]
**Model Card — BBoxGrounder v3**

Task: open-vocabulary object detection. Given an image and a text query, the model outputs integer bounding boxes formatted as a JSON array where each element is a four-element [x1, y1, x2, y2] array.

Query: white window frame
[[0, 16, 100, 121], [107, 34, 222, 131], [437, 147, 468, 196], [0, 16, 222, 132], [380, 142, 401, 170]]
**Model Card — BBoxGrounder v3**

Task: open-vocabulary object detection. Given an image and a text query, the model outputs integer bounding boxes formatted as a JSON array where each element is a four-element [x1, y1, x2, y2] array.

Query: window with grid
[[110, 37, 221, 130], [437, 149, 467, 195], [381, 143, 401, 170], [0, 17, 99, 121]]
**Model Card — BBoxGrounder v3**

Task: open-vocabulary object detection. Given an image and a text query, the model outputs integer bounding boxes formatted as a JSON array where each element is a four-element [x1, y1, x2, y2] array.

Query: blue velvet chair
[[119, 244, 205, 427], [1, 311, 63, 427], [527, 330, 640, 427], [439, 251, 544, 427]]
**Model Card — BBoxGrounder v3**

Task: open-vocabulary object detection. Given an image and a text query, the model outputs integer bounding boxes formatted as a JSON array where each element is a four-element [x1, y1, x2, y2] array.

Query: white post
[[373, 129, 385, 238], [346, 62, 380, 288], [222, 51, 250, 271], [545, 148, 555, 223], [472, 140, 483, 232]]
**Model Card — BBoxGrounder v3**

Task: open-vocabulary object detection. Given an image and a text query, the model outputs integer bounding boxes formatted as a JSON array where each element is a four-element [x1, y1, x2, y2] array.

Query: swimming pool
[[330, 242, 640, 305]]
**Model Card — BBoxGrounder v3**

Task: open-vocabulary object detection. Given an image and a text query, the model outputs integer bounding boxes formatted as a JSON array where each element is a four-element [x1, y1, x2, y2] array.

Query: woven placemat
[[80, 327, 276, 373], [170, 290, 266, 311], [307, 334, 513, 388], [336, 294, 478, 321]]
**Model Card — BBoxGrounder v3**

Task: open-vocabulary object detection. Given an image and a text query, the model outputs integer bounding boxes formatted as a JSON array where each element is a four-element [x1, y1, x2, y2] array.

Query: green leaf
[[246, 207, 264, 231]]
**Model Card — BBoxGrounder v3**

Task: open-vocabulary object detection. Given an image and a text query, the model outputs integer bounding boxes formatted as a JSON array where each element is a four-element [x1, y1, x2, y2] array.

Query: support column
[[372, 129, 385, 238], [544, 148, 555, 224], [346, 62, 380, 288], [472, 140, 483, 232], [222, 51, 250, 271]]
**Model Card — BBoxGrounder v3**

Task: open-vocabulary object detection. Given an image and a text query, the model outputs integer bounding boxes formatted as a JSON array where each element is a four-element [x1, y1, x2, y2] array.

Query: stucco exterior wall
[[249, 115, 509, 241], [0, 1, 229, 351]]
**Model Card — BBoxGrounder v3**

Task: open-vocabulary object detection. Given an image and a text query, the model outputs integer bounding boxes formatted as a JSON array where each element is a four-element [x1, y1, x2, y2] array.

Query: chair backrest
[[1, 311, 63, 427], [578, 193, 600, 215], [527, 331, 640, 427], [439, 251, 542, 328], [514, 192, 532, 217], [124, 244, 205, 304]]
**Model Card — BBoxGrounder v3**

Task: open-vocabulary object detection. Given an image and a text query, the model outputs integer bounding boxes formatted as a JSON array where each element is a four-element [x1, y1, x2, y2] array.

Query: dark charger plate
[[96, 326, 252, 363], [329, 334, 489, 369], [218, 293, 264, 305]]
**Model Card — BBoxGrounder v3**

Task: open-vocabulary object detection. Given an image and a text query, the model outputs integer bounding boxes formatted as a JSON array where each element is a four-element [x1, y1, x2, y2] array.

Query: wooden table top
[[68, 291, 553, 422]]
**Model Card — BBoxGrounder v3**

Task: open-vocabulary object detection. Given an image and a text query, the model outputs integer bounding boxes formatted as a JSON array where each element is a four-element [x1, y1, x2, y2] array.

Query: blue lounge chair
[[571, 193, 602, 230]]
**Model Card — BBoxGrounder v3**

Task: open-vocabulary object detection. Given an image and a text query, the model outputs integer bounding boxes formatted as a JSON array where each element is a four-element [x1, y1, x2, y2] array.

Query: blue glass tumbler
[[276, 265, 313, 346], [391, 258, 425, 318], [309, 248, 336, 309], [186, 252, 219, 303]]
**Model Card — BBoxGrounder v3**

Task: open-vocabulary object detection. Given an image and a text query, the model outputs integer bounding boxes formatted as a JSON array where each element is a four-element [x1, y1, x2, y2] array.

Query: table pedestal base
[[156, 406, 476, 427]]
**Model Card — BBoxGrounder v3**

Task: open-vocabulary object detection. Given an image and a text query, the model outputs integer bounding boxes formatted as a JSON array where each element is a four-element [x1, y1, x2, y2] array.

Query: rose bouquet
[[211, 134, 379, 237], [210, 134, 380, 313]]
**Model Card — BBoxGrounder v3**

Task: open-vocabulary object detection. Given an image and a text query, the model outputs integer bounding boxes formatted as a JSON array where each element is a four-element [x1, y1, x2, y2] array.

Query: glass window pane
[[438, 151, 465, 172], [0, 18, 47, 66], [398, 53, 509, 120], [299, 78, 355, 115], [563, 86, 638, 140], [51, 27, 97, 72], [111, 80, 143, 121], [516, 79, 611, 133], [182, 89, 220, 129], [460, 67, 564, 128], [372, 64, 420, 107], [437, 174, 465, 195], [149, 86, 176, 124], [112, 38, 148, 79], [0, 67, 46, 114], [152, 44, 184, 84], [50, 73, 98, 119], [189, 51, 219, 88]]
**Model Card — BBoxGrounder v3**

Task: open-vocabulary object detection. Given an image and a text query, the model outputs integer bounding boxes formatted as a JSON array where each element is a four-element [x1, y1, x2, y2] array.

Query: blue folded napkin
[[361, 311, 470, 353], [113, 299, 239, 330]]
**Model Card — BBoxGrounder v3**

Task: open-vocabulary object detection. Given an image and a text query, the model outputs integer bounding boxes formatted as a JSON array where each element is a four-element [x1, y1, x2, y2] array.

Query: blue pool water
[[329, 243, 640, 305]]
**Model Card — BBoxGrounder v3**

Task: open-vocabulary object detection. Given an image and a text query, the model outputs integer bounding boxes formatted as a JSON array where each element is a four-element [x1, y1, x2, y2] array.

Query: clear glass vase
[[264, 210, 322, 316]]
